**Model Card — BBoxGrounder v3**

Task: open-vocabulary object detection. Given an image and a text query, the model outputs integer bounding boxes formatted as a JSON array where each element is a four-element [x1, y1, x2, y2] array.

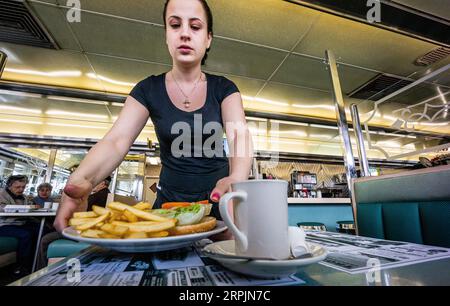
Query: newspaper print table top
[[10, 232, 450, 286]]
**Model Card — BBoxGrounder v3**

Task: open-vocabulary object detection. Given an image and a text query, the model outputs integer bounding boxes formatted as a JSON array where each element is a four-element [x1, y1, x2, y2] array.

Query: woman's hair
[[6, 175, 28, 187], [37, 182, 53, 191], [163, 0, 213, 66]]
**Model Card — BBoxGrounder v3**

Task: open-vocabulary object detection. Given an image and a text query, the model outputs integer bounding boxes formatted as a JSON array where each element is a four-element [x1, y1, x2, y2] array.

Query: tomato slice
[[161, 200, 209, 209], [161, 202, 191, 209]]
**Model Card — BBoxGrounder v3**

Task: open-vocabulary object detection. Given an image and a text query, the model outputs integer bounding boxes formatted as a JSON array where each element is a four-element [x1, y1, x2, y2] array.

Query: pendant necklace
[[171, 71, 202, 109]]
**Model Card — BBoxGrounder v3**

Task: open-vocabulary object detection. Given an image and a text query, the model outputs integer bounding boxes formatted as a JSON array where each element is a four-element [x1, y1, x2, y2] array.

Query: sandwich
[[152, 201, 216, 236]]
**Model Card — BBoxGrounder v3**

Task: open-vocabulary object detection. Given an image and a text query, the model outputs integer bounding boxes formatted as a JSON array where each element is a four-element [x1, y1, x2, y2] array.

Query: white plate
[[202, 240, 328, 278], [62, 221, 227, 253]]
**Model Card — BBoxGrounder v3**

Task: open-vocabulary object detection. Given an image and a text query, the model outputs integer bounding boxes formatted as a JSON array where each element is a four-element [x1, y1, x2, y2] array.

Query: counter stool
[[336, 220, 356, 235], [297, 222, 327, 231]]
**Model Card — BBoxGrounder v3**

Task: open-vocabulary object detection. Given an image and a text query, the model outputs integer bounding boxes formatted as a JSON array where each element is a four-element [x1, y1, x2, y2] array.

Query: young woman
[[54, 0, 253, 231]]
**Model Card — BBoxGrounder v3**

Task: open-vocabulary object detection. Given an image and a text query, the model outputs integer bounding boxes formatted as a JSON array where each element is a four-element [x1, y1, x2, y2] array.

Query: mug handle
[[219, 191, 248, 251]]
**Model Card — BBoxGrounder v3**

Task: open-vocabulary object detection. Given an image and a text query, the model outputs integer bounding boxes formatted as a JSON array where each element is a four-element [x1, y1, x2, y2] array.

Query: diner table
[[0, 210, 57, 272], [9, 231, 450, 286]]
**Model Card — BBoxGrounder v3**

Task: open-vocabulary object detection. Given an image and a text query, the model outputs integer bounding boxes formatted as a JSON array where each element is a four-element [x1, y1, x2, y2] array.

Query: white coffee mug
[[44, 202, 52, 209], [219, 180, 290, 260]]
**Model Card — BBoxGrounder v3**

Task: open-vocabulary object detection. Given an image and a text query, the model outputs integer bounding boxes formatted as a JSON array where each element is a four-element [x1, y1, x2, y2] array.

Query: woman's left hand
[[209, 176, 239, 203]]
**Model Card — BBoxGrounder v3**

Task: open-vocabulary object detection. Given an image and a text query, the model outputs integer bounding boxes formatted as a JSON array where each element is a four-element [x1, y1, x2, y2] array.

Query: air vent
[[348, 74, 412, 101], [0, 0, 58, 49], [414, 47, 450, 66]]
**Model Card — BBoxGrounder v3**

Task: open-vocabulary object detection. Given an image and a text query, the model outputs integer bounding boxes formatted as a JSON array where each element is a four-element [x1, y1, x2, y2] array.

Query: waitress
[[54, 0, 253, 231]]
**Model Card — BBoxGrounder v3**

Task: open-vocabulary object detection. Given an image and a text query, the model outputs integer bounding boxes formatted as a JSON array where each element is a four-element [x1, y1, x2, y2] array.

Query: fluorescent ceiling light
[[269, 119, 308, 126], [245, 116, 267, 122], [292, 104, 335, 111], [47, 123, 108, 129], [242, 95, 289, 107], [0, 118, 42, 125], [46, 110, 108, 119], [0, 105, 42, 114], [86, 73, 136, 87], [269, 130, 307, 137], [47, 95, 107, 105], [0, 90, 42, 99], [4, 68, 82, 77]]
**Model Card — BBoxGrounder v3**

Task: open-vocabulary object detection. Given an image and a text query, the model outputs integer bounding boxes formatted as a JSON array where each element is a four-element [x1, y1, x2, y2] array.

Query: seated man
[[32, 183, 54, 208], [87, 176, 111, 211], [0, 175, 39, 276], [36, 176, 112, 270]]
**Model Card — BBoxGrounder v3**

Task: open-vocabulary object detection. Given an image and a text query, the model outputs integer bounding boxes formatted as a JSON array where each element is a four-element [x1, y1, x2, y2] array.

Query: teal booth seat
[[47, 239, 90, 259], [0, 237, 18, 268], [0, 237, 17, 255], [353, 165, 450, 247]]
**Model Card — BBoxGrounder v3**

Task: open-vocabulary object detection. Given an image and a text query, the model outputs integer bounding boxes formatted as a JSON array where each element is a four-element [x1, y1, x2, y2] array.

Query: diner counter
[[288, 198, 351, 205]]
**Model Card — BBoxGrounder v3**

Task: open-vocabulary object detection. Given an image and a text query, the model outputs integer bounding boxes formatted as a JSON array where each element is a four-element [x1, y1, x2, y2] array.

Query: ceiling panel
[[27, 2, 81, 50], [294, 12, 439, 77], [209, 0, 320, 50], [87, 54, 169, 94], [0, 42, 103, 91], [66, 8, 171, 63], [271, 54, 379, 92], [55, 0, 321, 51], [392, 0, 450, 21], [74, 0, 166, 24], [250, 82, 335, 119], [224, 75, 266, 98], [205, 38, 287, 80]]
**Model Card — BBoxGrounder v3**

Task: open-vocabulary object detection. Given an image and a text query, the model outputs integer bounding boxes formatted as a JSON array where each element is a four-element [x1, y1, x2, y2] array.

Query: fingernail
[[211, 192, 220, 201]]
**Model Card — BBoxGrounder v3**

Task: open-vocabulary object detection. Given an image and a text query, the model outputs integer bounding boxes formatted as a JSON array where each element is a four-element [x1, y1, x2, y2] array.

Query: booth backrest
[[352, 165, 450, 247]]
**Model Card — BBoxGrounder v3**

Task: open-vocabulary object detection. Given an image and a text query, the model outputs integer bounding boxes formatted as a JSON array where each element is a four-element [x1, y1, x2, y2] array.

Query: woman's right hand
[[53, 178, 93, 232]]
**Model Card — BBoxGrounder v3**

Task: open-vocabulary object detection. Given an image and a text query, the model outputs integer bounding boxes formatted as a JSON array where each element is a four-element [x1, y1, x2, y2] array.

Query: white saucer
[[62, 221, 227, 253], [202, 240, 327, 278]]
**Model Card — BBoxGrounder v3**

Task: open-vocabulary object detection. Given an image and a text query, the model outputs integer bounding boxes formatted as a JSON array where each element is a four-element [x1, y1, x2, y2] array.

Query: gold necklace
[[171, 71, 202, 108]]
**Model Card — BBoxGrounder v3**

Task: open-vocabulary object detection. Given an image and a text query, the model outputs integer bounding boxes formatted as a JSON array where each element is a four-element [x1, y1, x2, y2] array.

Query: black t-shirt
[[130, 72, 239, 193]]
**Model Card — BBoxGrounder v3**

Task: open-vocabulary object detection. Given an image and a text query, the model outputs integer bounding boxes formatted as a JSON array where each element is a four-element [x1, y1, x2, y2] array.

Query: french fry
[[69, 201, 188, 240], [73, 211, 98, 218], [107, 202, 168, 222], [100, 224, 128, 237], [92, 205, 110, 215], [126, 219, 176, 233], [134, 202, 152, 210], [111, 221, 158, 227], [69, 218, 96, 226], [98, 232, 120, 239], [76, 212, 110, 231], [147, 231, 169, 238], [80, 229, 104, 238], [108, 210, 121, 222], [126, 232, 147, 239], [123, 210, 139, 223]]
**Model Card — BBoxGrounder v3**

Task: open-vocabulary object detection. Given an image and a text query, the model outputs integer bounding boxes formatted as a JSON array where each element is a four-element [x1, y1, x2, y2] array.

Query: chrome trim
[[0, 51, 7, 78], [325, 50, 357, 195], [44, 149, 57, 183], [351, 104, 370, 177]]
